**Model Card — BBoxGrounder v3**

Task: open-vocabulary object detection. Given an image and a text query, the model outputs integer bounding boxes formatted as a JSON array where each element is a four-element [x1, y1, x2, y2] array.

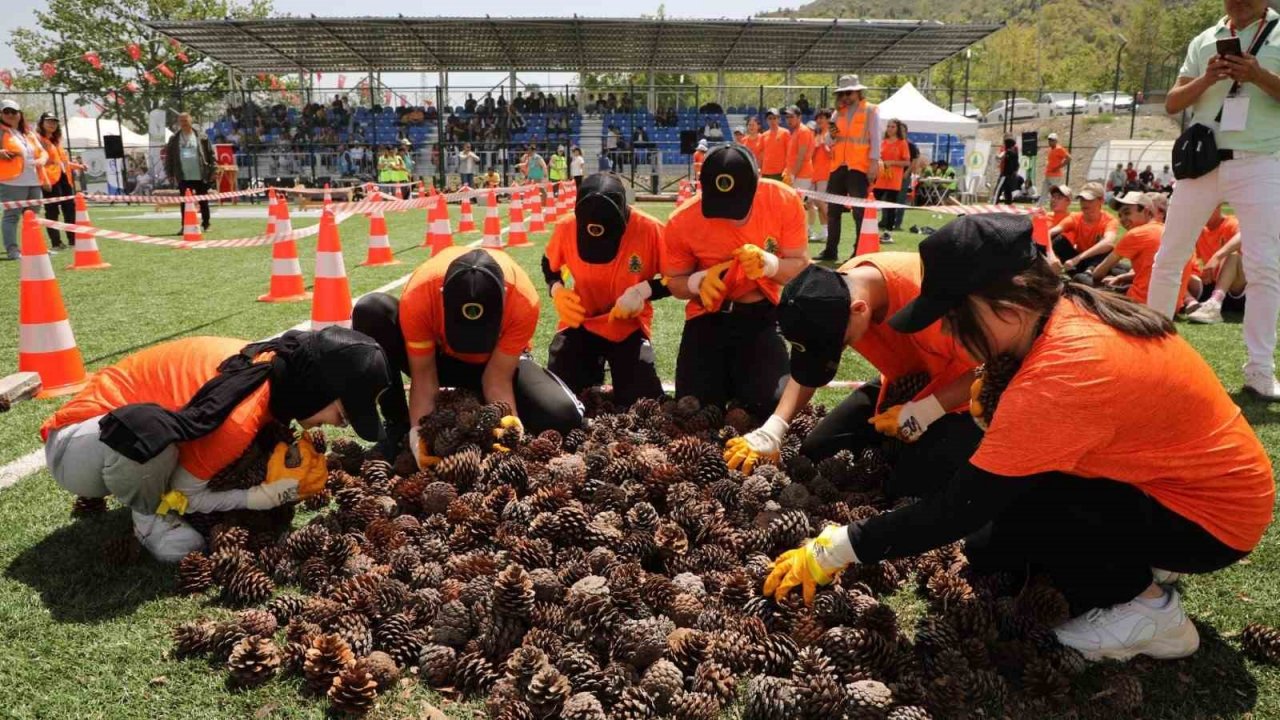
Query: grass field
[[0, 198, 1277, 719]]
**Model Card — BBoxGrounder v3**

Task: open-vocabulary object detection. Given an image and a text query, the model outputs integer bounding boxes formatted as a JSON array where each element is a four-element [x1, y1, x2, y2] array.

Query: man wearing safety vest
[[353, 247, 584, 464], [662, 145, 811, 413], [819, 74, 882, 263], [543, 173, 670, 406], [549, 145, 568, 185], [41, 329, 392, 562]]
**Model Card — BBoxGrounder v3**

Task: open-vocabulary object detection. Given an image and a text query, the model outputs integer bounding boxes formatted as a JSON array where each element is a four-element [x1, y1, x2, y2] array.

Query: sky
[[1, 0, 803, 100]]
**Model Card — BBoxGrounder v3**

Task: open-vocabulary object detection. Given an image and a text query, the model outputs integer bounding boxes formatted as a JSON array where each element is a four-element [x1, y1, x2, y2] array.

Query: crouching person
[[41, 329, 392, 562]]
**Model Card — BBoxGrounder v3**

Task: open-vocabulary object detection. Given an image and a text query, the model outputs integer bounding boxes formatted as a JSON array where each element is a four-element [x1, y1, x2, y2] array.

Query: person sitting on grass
[[1048, 182, 1119, 276], [1046, 183, 1071, 227], [1091, 192, 1197, 310], [764, 214, 1275, 663], [41, 329, 391, 562], [1188, 205, 1247, 325]]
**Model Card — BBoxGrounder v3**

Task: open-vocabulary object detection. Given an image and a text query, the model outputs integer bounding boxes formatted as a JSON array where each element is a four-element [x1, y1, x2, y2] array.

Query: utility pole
[[1113, 33, 1129, 112]]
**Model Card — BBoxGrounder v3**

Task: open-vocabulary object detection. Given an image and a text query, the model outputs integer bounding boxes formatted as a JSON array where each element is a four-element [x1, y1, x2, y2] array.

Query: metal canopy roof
[[146, 17, 1002, 75]]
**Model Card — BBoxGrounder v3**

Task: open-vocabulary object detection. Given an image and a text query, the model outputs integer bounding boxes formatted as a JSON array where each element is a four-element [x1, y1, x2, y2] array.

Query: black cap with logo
[[889, 214, 1039, 334], [576, 172, 629, 264], [777, 265, 852, 388], [699, 145, 759, 221], [442, 249, 506, 355]]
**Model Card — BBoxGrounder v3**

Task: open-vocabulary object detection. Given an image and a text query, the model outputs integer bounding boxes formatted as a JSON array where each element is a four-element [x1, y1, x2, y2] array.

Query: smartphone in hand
[[1217, 36, 1244, 57]]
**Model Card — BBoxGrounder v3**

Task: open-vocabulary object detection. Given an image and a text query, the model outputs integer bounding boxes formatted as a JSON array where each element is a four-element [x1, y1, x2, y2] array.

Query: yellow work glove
[[763, 524, 858, 606], [155, 490, 189, 516], [688, 260, 734, 309], [264, 432, 327, 497], [551, 283, 587, 328], [492, 415, 524, 452], [723, 415, 789, 473], [868, 395, 945, 444], [733, 244, 780, 280], [408, 426, 441, 469], [782, 169, 794, 186], [970, 376, 987, 430]]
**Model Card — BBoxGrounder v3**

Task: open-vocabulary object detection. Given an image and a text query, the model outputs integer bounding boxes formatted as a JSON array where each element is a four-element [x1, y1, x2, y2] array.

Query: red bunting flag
[[157, 63, 174, 79], [316, 72, 323, 80], [144, 70, 158, 85], [83, 51, 102, 70], [124, 80, 140, 93], [126, 43, 142, 61], [168, 38, 181, 50], [0, 70, 12, 90], [42, 61, 57, 80], [256, 72, 268, 84], [176, 51, 188, 63]]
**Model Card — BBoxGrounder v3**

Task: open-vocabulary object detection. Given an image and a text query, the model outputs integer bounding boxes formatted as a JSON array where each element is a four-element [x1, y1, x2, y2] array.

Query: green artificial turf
[[0, 200, 1276, 718]]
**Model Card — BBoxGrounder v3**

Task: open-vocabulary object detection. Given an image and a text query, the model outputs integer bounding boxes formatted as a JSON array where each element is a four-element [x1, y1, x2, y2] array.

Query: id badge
[[1221, 95, 1251, 132]]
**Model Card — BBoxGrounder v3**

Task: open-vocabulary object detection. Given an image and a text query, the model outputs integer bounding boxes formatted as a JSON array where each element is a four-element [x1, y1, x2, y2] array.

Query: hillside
[[765, 0, 1121, 25]]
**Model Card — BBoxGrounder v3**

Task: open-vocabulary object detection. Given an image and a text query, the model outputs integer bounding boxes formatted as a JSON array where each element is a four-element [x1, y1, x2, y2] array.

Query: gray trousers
[[1, 184, 43, 254], [45, 414, 177, 515]]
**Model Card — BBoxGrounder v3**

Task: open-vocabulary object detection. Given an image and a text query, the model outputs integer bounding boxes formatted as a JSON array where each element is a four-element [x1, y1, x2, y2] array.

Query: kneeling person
[[354, 247, 584, 465], [543, 173, 669, 406], [41, 329, 391, 561]]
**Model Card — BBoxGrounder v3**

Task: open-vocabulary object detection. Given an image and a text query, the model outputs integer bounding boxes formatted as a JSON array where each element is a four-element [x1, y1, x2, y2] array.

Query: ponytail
[[1061, 282, 1175, 339]]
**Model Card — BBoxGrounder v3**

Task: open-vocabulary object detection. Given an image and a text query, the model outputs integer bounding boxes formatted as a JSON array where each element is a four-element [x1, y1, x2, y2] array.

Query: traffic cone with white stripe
[[264, 187, 278, 238], [258, 197, 310, 302], [561, 181, 574, 216], [855, 192, 881, 256], [360, 190, 399, 267], [68, 193, 109, 270], [18, 211, 87, 397], [311, 208, 352, 330], [543, 182, 559, 224], [506, 189, 531, 248], [528, 186, 546, 232], [458, 189, 476, 232], [180, 189, 202, 248], [323, 182, 333, 210], [428, 191, 454, 255], [481, 189, 503, 249], [676, 179, 690, 205]]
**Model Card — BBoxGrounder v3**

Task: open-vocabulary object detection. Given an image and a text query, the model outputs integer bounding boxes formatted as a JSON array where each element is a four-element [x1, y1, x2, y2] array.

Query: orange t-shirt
[[841, 253, 977, 412], [1045, 145, 1069, 176], [663, 179, 807, 320], [545, 208, 666, 342], [742, 134, 763, 166], [811, 132, 833, 182], [1050, 209, 1070, 227], [1195, 215, 1240, 266], [399, 246, 540, 364], [40, 337, 273, 480], [1114, 221, 1194, 306], [759, 126, 791, 175], [873, 138, 910, 191], [971, 299, 1274, 552], [692, 150, 707, 178], [1055, 211, 1118, 253], [786, 124, 815, 180]]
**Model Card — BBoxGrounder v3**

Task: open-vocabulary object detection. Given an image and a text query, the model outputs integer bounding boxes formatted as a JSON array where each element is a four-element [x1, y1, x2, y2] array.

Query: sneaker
[[880, 231, 894, 245], [132, 510, 207, 563], [808, 232, 826, 243], [1152, 568, 1183, 585], [816, 252, 838, 262], [1053, 588, 1200, 661], [3, 249, 18, 261], [1186, 299, 1222, 324], [1243, 368, 1280, 401]]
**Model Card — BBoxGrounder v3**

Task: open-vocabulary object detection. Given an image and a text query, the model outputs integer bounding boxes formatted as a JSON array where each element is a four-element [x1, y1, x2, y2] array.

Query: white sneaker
[[1186, 299, 1223, 324], [1243, 369, 1280, 402], [132, 510, 206, 563], [880, 231, 895, 245], [1053, 589, 1199, 661], [1152, 568, 1183, 585]]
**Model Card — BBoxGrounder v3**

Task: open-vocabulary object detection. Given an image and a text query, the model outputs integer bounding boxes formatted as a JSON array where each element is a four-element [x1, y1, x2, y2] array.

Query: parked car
[[1038, 92, 1088, 117], [1087, 92, 1136, 114], [950, 102, 985, 122], [987, 97, 1039, 123]]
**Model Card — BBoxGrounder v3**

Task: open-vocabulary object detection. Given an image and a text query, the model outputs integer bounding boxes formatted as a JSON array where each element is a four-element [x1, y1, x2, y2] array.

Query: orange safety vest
[[831, 100, 874, 173], [0, 126, 50, 185], [37, 135, 70, 186]]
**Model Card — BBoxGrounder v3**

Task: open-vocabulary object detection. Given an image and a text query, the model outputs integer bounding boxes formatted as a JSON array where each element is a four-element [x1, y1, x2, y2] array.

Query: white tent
[[65, 117, 159, 149], [878, 82, 980, 137]]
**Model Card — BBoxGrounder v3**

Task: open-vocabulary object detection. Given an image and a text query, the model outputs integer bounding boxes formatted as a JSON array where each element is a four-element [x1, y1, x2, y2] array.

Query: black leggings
[[44, 177, 75, 247], [801, 380, 983, 499], [352, 293, 584, 435], [674, 305, 789, 415], [872, 188, 899, 233], [994, 174, 1017, 204], [824, 166, 869, 258], [547, 328, 664, 408]]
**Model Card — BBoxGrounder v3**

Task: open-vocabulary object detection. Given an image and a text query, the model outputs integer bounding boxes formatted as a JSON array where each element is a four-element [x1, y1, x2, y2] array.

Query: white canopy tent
[[65, 117, 159, 149], [877, 82, 980, 137]]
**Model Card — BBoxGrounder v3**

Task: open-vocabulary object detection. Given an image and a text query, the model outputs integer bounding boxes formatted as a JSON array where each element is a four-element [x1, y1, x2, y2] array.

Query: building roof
[[146, 16, 1002, 75]]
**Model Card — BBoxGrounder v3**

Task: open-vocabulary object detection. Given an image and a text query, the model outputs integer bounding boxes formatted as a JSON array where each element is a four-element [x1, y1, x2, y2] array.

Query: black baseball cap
[[442, 249, 506, 355], [699, 145, 759, 221], [777, 265, 852, 388], [576, 173, 629, 264], [271, 327, 392, 442], [889, 214, 1039, 334]]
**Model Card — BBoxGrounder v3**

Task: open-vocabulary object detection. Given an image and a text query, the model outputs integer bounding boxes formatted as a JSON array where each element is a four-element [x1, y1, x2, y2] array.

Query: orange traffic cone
[[258, 198, 310, 303], [264, 187, 278, 238], [429, 191, 454, 255], [543, 182, 559, 224], [360, 190, 399, 267], [560, 181, 574, 216], [676, 179, 690, 205], [855, 192, 881, 256], [481, 189, 503, 249], [458, 190, 476, 232], [18, 211, 87, 397], [1032, 212, 1051, 249], [506, 189, 531, 248], [323, 182, 333, 210], [528, 186, 546, 233], [311, 208, 352, 330], [68, 193, 109, 270], [181, 189, 203, 248]]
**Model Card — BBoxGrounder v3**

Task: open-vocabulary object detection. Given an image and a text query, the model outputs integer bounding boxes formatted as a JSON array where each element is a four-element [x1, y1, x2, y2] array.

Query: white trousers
[[1151, 153, 1280, 375]]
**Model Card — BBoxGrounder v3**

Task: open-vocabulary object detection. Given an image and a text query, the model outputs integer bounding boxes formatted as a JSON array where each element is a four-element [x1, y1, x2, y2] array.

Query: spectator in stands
[[465, 94, 477, 114], [568, 95, 578, 111], [497, 93, 507, 113], [165, 113, 215, 233], [606, 125, 623, 171], [482, 92, 495, 117], [513, 92, 526, 113], [606, 93, 617, 112], [458, 143, 480, 188], [732, 126, 745, 145], [873, 118, 911, 239], [759, 109, 790, 181], [570, 147, 585, 190], [1125, 162, 1139, 190], [0, 99, 49, 261], [994, 136, 1019, 205], [707, 121, 724, 142], [632, 125, 649, 166], [1107, 163, 1126, 201], [796, 93, 811, 116], [484, 167, 501, 188], [1139, 165, 1156, 190], [1157, 165, 1176, 192]]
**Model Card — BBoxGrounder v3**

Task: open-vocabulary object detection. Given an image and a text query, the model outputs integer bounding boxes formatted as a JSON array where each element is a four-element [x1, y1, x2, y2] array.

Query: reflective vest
[[0, 126, 50, 185], [832, 100, 874, 173], [549, 154, 567, 181], [38, 135, 70, 186]]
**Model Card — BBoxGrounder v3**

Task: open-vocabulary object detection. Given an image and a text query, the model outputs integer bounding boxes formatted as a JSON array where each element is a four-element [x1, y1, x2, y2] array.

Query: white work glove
[[688, 269, 708, 297], [610, 281, 653, 321], [246, 480, 299, 510], [723, 415, 789, 473], [733, 245, 780, 280], [869, 394, 946, 443]]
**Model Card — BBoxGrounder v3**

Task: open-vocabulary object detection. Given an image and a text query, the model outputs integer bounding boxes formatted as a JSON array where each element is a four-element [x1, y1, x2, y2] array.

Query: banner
[[105, 157, 125, 195], [80, 149, 109, 194], [964, 139, 990, 183], [148, 108, 168, 184]]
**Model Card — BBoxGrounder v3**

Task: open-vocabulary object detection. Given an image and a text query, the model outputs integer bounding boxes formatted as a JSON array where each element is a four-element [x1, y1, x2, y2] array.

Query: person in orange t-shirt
[[353, 246, 583, 465], [758, 108, 791, 179], [1093, 192, 1195, 309], [541, 173, 669, 406], [1048, 182, 1119, 274], [872, 119, 911, 241], [1187, 204, 1248, 324], [692, 140, 708, 183], [782, 105, 821, 241], [810, 109, 835, 240], [40, 330, 391, 562], [663, 145, 811, 412], [725, 254, 979, 500], [764, 214, 1272, 663], [1046, 183, 1072, 227], [1040, 132, 1071, 208], [742, 116, 763, 166]]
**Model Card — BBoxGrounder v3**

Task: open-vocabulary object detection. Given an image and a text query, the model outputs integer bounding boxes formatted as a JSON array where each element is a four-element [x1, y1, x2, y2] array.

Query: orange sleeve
[[1114, 229, 1139, 259], [776, 186, 808, 252], [1104, 215, 1119, 236], [661, 210, 698, 274], [545, 220, 568, 273], [399, 276, 438, 357], [498, 283, 539, 356], [1055, 215, 1076, 235]]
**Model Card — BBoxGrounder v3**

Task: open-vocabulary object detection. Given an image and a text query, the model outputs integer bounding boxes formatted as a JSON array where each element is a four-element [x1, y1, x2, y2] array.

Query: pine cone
[[236, 609, 278, 638], [265, 594, 306, 626], [612, 686, 658, 720], [494, 563, 536, 621], [176, 552, 214, 594], [1021, 656, 1069, 705], [743, 675, 798, 720], [692, 660, 736, 705], [304, 633, 356, 695], [172, 620, 215, 658], [1098, 672, 1143, 712], [71, 496, 107, 517], [613, 617, 675, 670], [355, 651, 398, 691], [456, 649, 500, 695], [561, 691, 608, 720], [332, 612, 373, 657], [220, 565, 275, 607], [418, 643, 457, 687], [1014, 581, 1071, 629], [974, 354, 1021, 428], [328, 666, 378, 715], [885, 707, 933, 720], [669, 690, 720, 720], [639, 658, 684, 713], [1242, 623, 1280, 664], [227, 636, 281, 688]]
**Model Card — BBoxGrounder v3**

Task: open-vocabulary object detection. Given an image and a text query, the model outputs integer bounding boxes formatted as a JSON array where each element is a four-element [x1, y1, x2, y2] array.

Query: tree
[[9, 0, 271, 130]]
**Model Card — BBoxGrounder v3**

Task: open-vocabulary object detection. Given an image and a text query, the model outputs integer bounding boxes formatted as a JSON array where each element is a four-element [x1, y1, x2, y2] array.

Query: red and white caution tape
[[797, 188, 1037, 216], [31, 211, 354, 249], [85, 186, 268, 204]]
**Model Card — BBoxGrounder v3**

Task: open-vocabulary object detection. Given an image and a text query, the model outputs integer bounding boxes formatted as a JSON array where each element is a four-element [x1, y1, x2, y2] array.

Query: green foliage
[[9, 0, 271, 130]]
